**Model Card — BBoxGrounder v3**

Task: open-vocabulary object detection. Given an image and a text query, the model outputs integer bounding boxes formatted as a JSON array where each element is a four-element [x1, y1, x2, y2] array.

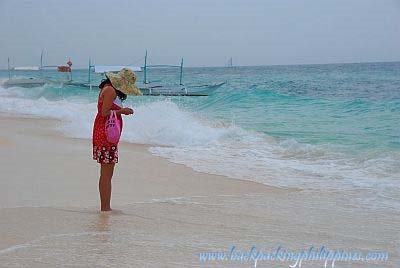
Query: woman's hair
[[99, 78, 127, 101]]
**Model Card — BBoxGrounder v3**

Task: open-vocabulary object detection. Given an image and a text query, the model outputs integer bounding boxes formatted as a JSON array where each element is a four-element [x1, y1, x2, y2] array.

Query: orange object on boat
[[57, 66, 70, 72], [58, 60, 72, 72]]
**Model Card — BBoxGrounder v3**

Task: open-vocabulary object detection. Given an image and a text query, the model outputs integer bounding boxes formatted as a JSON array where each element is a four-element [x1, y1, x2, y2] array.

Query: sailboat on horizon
[[226, 57, 233, 68]]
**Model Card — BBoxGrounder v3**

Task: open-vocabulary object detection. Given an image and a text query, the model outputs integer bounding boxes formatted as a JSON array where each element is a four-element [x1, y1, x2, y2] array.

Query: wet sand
[[0, 115, 398, 267]]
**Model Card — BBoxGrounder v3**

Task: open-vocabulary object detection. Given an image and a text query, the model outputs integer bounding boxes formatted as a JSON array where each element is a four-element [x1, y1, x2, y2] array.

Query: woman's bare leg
[[99, 163, 115, 211]]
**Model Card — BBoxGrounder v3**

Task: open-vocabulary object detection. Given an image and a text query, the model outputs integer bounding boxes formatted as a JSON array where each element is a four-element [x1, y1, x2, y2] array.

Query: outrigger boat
[[86, 50, 225, 96], [3, 51, 225, 96], [3, 53, 73, 88], [3, 56, 45, 88]]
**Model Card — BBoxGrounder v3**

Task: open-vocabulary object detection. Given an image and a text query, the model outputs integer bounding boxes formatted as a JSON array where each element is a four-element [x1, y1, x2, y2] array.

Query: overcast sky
[[0, 0, 399, 68]]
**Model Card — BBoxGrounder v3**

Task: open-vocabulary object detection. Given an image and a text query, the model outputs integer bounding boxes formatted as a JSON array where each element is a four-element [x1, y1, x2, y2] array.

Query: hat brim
[[106, 72, 142, 96]]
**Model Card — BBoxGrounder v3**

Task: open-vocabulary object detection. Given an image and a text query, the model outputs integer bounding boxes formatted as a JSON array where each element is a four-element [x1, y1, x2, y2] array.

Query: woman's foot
[[100, 208, 124, 215]]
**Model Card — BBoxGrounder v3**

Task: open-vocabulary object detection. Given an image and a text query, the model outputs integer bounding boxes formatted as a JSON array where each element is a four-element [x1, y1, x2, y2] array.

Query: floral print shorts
[[93, 145, 118, 164]]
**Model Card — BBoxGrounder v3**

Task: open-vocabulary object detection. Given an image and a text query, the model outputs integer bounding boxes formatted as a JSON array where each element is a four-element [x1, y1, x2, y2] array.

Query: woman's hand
[[118, 108, 134, 115]]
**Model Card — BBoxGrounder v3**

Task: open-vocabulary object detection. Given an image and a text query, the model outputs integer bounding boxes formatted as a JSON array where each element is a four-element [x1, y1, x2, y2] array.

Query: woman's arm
[[115, 108, 134, 116], [101, 86, 117, 117]]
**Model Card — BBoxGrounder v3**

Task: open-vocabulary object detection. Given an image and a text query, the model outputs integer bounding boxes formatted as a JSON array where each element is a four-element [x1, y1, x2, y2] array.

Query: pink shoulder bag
[[105, 110, 121, 143]]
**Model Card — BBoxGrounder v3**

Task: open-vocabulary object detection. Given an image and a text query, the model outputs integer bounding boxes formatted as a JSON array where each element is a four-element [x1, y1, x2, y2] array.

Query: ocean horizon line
[[1, 60, 399, 71]]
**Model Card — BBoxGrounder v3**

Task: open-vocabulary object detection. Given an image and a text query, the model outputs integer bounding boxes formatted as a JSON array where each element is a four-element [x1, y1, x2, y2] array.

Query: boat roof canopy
[[94, 65, 142, 73], [14, 66, 40, 71]]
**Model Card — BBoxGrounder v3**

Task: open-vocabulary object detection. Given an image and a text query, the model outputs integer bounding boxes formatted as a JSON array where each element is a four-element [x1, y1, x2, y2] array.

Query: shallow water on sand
[[0, 189, 398, 267]]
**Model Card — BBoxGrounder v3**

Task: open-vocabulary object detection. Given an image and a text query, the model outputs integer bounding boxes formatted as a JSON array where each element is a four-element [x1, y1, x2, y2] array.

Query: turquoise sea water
[[1, 62, 399, 207]]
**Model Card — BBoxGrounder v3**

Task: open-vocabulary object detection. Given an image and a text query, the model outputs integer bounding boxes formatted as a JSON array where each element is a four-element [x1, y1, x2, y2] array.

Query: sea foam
[[0, 85, 399, 204]]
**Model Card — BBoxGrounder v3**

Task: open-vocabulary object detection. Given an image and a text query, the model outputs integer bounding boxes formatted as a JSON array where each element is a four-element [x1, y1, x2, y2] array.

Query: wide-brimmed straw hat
[[106, 68, 142, 96]]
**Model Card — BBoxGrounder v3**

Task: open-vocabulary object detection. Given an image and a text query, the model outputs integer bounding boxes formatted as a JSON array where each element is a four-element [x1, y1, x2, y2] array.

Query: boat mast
[[228, 57, 233, 67], [143, 50, 148, 84], [7, 57, 11, 79], [69, 59, 73, 82], [87, 57, 91, 89], [179, 57, 184, 85], [40, 51, 43, 77]]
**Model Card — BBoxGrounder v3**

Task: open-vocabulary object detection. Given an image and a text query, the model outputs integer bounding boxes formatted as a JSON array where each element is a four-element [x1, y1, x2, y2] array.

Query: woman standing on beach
[[92, 68, 142, 211]]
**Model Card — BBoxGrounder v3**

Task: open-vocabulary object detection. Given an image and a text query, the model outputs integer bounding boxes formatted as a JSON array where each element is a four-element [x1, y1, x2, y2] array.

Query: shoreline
[[0, 114, 284, 209], [0, 112, 294, 193], [0, 114, 398, 267]]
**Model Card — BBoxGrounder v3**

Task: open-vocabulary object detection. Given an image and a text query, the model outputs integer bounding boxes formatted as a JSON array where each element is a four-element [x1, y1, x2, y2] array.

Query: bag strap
[[108, 110, 115, 120]]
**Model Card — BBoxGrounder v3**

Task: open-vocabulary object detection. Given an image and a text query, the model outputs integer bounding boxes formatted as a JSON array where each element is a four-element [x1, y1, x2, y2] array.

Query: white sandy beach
[[0, 115, 398, 267]]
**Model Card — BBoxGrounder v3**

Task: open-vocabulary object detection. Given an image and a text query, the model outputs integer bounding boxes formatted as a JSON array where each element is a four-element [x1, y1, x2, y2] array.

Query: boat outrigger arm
[[141, 52, 226, 95], [142, 57, 186, 94], [142, 50, 184, 86]]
